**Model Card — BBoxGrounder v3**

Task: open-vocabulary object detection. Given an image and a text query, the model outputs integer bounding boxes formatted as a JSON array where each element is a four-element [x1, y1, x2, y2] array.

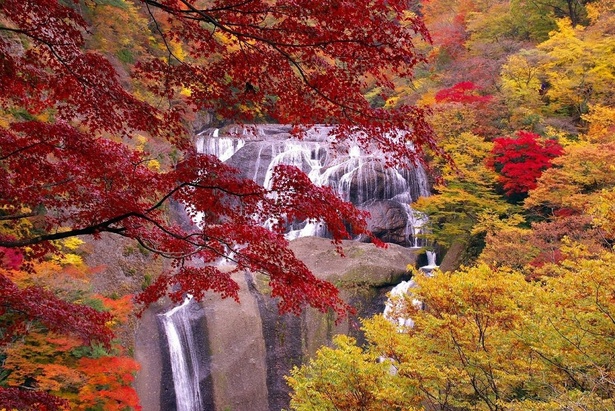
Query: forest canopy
[[287, 0, 615, 410], [1, 0, 436, 408], [1, 0, 615, 409]]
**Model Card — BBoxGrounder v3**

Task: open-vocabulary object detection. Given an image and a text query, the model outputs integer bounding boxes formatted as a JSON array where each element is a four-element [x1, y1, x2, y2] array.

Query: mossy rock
[[289, 237, 418, 287]]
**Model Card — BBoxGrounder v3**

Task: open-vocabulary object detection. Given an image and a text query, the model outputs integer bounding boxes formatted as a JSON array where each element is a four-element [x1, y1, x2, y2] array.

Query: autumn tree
[[487, 130, 563, 198], [479, 214, 606, 273], [413, 130, 518, 266], [525, 142, 615, 214], [2, 303, 141, 411], [286, 334, 418, 411], [536, 12, 615, 123], [0, 0, 436, 407], [1, 240, 141, 410], [289, 252, 615, 410]]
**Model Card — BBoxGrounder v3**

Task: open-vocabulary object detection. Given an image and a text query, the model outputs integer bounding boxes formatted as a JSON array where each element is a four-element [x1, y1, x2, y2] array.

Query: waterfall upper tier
[[195, 124, 430, 246]]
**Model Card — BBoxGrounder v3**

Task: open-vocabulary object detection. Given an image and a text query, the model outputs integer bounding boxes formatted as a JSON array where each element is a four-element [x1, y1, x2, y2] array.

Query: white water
[[159, 297, 204, 411], [195, 129, 244, 162], [401, 202, 429, 248], [383, 280, 421, 329], [384, 251, 438, 330], [420, 250, 439, 275], [195, 125, 430, 243]]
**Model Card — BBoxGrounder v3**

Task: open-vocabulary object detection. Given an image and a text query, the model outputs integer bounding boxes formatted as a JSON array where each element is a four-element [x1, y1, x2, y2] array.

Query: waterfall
[[195, 125, 430, 245], [426, 251, 437, 267], [195, 129, 245, 161], [383, 280, 420, 329], [159, 296, 205, 411], [401, 202, 429, 248], [420, 251, 439, 274], [384, 251, 437, 330]]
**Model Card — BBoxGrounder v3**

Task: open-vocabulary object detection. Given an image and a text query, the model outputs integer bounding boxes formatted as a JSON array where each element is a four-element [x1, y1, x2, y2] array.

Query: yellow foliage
[[581, 104, 615, 143], [588, 188, 615, 238], [500, 50, 544, 106], [169, 39, 187, 61], [293, 254, 615, 410], [538, 17, 615, 118], [213, 31, 240, 52], [526, 142, 615, 212], [147, 159, 161, 171], [543, 125, 576, 146], [61, 237, 84, 251], [586, 0, 615, 25], [384, 95, 400, 108], [52, 253, 83, 267]]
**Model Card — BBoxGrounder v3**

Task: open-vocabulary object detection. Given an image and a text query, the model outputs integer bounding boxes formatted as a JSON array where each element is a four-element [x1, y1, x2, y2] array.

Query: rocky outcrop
[[134, 237, 418, 411], [360, 199, 412, 245]]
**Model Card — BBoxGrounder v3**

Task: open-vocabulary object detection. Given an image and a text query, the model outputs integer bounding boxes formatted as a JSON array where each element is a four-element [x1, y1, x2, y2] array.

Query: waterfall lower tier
[[384, 251, 438, 329], [159, 297, 208, 411], [420, 250, 439, 274]]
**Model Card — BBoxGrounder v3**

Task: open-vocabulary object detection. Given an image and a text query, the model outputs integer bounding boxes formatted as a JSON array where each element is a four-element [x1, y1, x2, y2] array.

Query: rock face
[[360, 199, 412, 245], [134, 237, 418, 411]]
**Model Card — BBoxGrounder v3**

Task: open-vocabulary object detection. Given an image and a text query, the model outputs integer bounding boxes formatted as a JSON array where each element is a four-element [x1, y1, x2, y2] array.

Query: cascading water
[[195, 128, 244, 162], [384, 251, 438, 329], [383, 280, 421, 329], [195, 125, 430, 245], [197, 125, 439, 328], [159, 296, 205, 411]]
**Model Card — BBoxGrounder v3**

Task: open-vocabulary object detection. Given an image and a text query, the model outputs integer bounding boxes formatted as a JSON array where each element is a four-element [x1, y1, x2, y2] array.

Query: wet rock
[[134, 237, 418, 411]]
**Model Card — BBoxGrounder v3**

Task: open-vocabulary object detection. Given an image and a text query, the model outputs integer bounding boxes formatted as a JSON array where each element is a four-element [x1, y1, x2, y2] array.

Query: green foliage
[[80, 296, 107, 312], [92, 0, 130, 9], [141, 273, 153, 291], [70, 342, 109, 359], [116, 48, 135, 64], [414, 132, 519, 252]]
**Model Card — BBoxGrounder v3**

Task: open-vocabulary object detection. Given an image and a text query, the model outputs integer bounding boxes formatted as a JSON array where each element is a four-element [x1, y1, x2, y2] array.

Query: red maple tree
[[487, 131, 563, 197], [1, 1, 435, 407], [434, 82, 493, 105]]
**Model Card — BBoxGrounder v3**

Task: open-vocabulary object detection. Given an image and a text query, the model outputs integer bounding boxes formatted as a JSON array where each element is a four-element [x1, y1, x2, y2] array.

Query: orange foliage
[[75, 357, 141, 411], [98, 294, 134, 324]]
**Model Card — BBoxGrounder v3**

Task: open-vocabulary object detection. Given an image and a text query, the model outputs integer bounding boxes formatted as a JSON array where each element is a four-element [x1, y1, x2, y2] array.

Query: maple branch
[[141, 0, 397, 122], [184, 182, 263, 198], [0, 141, 48, 161], [0, 212, 136, 248], [594, 283, 615, 328], [0, 26, 28, 34], [144, 2, 184, 64], [0, 178, 262, 252], [143, 0, 384, 49], [529, 346, 586, 390], [0, 211, 41, 221]]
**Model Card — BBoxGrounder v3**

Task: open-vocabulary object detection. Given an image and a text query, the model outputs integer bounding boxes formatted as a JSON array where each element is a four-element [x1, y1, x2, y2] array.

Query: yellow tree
[[525, 142, 615, 214], [288, 252, 615, 410], [414, 131, 518, 260], [537, 14, 615, 122], [499, 49, 548, 129], [286, 334, 419, 411]]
